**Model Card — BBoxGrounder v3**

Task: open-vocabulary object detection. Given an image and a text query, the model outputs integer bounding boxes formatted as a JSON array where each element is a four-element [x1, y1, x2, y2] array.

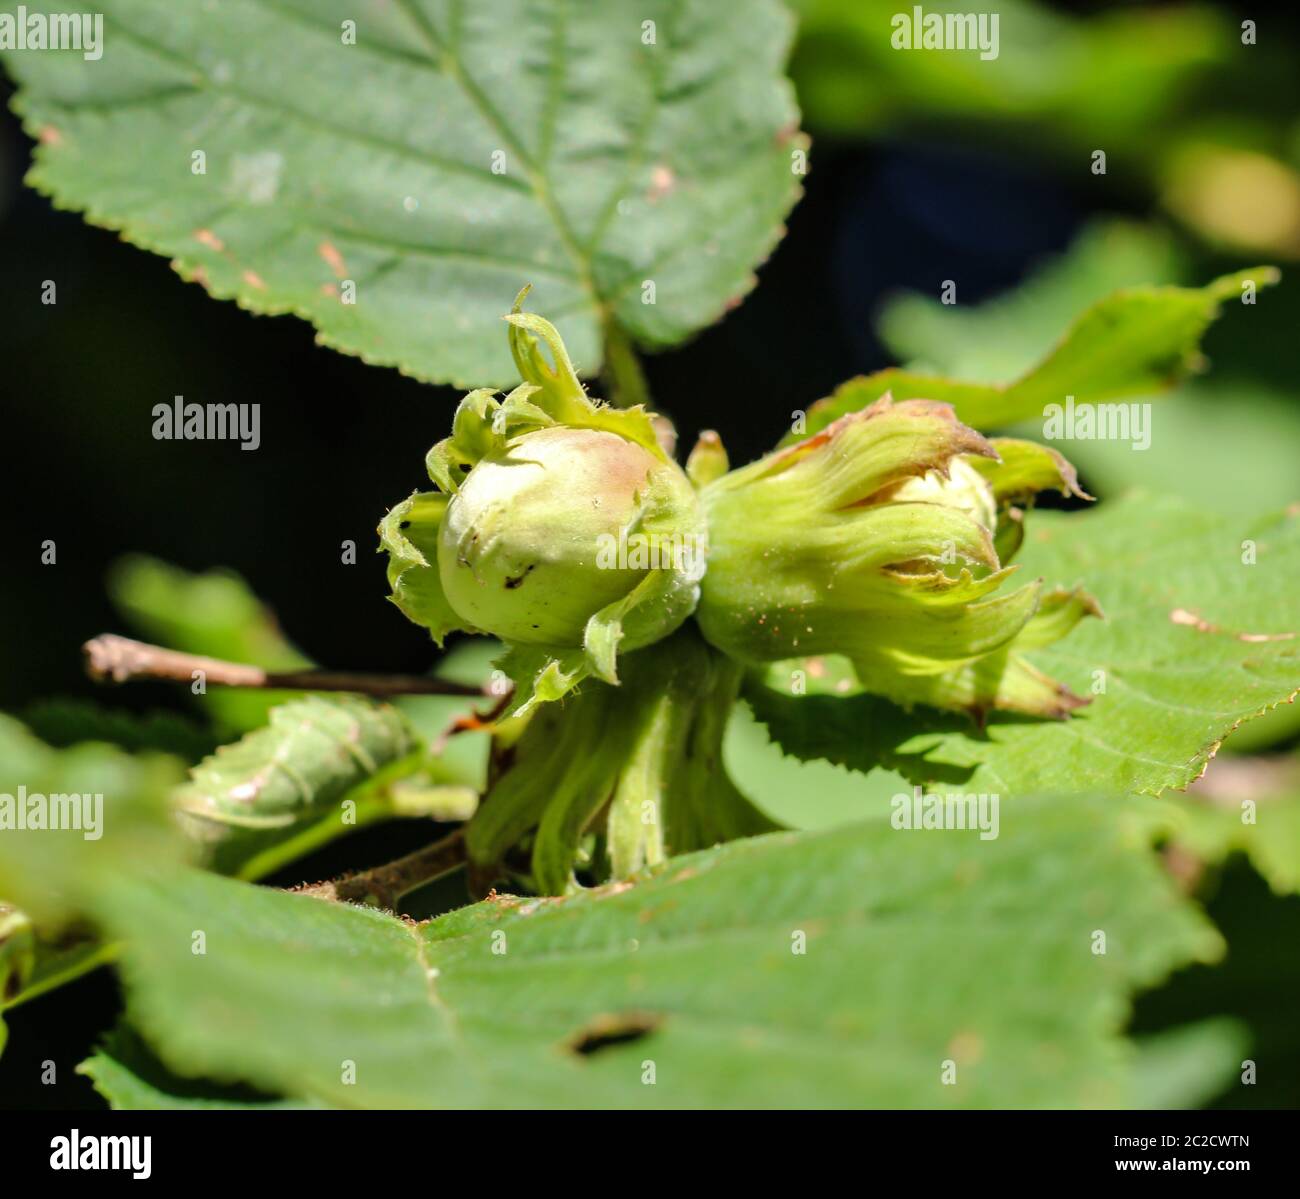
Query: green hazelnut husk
[[438, 425, 704, 648]]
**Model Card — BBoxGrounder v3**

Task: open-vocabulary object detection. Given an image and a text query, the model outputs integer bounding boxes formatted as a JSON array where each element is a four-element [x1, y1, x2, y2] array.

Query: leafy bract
[[379, 491, 464, 645], [3, 0, 804, 387], [795, 267, 1277, 435], [748, 496, 1300, 799], [86, 795, 1216, 1108]]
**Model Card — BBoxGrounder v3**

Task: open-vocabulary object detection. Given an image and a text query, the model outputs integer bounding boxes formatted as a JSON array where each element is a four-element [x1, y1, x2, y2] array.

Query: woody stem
[[294, 829, 468, 909], [82, 634, 486, 698]]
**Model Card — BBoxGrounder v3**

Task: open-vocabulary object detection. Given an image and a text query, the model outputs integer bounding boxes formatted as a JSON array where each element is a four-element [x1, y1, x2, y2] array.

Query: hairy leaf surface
[[88, 796, 1216, 1107]]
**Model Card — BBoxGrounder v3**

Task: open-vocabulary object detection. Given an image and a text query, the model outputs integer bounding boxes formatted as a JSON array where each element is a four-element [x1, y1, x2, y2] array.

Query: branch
[[83, 634, 486, 698], [293, 828, 468, 909]]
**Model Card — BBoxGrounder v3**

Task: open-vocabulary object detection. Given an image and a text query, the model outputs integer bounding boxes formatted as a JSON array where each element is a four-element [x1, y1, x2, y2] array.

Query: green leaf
[[173, 649, 498, 878], [748, 495, 1300, 799], [2, 904, 120, 1055], [1022, 378, 1300, 526], [175, 696, 417, 832], [108, 554, 311, 734], [3, 0, 804, 387], [88, 795, 1216, 1107], [1128, 1019, 1249, 1110], [723, 698, 908, 830], [80, 1027, 329, 1110], [81, 1049, 323, 1109], [0, 715, 187, 931], [796, 267, 1279, 435], [0, 718, 187, 1049], [172, 694, 471, 879], [879, 220, 1184, 383], [789, 0, 1231, 173], [19, 698, 218, 762], [0, 903, 36, 1048], [4, 937, 117, 1014]]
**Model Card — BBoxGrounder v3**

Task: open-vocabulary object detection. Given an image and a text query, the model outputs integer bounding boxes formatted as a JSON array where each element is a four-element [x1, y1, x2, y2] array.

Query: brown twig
[[83, 634, 485, 698], [293, 828, 468, 909]]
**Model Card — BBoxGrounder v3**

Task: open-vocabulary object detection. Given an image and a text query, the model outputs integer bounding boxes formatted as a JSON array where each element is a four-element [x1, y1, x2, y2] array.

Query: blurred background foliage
[[1, 0, 1297, 1108]]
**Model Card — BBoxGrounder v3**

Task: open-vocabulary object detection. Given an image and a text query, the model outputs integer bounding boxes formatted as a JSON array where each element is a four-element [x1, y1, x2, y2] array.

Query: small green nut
[[438, 424, 705, 647]]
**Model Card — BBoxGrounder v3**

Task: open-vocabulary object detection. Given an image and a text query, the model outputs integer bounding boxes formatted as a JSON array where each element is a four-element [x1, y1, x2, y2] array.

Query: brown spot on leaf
[[947, 1031, 985, 1065], [242, 269, 266, 290], [774, 120, 803, 147], [194, 229, 225, 252], [318, 241, 348, 279], [1171, 607, 1217, 633], [646, 164, 676, 202], [1170, 607, 1295, 642], [38, 125, 63, 146]]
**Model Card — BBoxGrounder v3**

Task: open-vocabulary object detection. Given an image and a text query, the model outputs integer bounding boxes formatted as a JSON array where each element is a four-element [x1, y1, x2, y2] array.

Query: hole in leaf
[[564, 1010, 663, 1057]]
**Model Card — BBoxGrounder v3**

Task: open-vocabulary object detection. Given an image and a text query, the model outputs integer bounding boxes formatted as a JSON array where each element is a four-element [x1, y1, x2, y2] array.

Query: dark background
[[3, 2, 1299, 1111]]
